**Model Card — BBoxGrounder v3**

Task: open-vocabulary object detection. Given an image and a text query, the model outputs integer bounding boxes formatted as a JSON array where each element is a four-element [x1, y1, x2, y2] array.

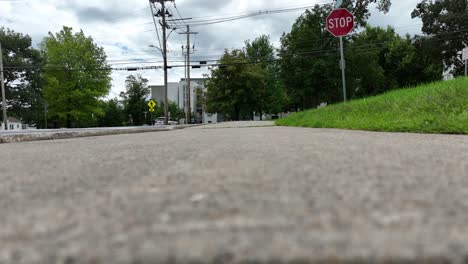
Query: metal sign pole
[[339, 36, 347, 103]]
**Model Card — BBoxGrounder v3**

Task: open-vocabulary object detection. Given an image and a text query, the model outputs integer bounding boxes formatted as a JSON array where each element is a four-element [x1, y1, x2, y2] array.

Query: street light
[[149, 44, 163, 56]]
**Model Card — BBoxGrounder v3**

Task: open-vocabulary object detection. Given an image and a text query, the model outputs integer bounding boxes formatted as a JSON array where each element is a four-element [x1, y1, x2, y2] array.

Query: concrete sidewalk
[[0, 122, 467, 263], [0, 125, 195, 144]]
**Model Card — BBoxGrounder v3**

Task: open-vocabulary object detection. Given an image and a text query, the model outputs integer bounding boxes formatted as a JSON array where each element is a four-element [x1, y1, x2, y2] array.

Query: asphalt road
[[1, 122, 467, 264]]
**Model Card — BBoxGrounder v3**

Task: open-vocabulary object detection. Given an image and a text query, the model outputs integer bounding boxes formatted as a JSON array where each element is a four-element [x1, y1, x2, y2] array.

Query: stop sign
[[326, 9, 354, 37]]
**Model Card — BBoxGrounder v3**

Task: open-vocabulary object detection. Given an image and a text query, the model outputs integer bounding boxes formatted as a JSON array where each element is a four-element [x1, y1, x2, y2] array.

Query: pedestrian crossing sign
[[148, 100, 157, 112]]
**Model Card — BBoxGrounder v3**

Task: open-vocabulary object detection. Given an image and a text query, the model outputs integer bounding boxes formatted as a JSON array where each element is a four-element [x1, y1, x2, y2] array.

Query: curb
[[0, 125, 200, 144]]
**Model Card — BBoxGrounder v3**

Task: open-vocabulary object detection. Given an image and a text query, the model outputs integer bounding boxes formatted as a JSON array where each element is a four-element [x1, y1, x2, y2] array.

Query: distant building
[[0, 117, 27, 131], [149, 82, 179, 106], [150, 78, 218, 124]]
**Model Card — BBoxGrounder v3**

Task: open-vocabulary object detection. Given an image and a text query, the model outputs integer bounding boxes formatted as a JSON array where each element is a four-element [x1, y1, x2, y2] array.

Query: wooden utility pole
[[180, 25, 197, 124], [150, 0, 174, 125]]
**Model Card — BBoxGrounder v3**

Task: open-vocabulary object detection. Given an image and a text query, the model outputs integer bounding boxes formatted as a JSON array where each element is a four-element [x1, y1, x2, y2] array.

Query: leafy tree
[[279, 5, 341, 110], [245, 35, 288, 118], [412, 0, 468, 76], [98, 98, 125, 127], [121, 75, 150, 126], [42, 26, 111, 128], [205, 50, 253, 120], [264, 62, 289, 115], [349, 26, 445, 95], [0, 27, 43, 126], [347, 26, 418, 97], [407, 35, 444, 83]]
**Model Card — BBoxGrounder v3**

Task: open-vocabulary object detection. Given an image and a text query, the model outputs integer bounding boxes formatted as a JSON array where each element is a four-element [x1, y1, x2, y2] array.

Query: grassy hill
[[276, 78, 468, 134]]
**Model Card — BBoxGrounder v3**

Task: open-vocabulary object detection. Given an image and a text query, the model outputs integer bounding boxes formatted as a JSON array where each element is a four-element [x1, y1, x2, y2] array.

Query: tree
[[0, 27, 43, 126], [205, 50, 253, 121], [121, 75, 150, 126], [347, 26, 418, 98], [349, 25, 446, 96], [98, 98, 125, 127], [279, 5, 341, 110], [407, 35, 444, 83], [245, 35, 288, 118], [42, 26, 111, 128], [412, 0, 468, 76]]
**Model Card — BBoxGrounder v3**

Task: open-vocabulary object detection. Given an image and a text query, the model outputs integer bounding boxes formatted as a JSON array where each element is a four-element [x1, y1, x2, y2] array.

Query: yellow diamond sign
[[148, 100, 157, 109]]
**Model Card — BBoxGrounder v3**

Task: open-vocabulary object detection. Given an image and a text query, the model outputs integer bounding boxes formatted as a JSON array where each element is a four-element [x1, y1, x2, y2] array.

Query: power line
[[4, 30, 466, 73], [100, 27, 468, 66], [187, 3, 333, 27]]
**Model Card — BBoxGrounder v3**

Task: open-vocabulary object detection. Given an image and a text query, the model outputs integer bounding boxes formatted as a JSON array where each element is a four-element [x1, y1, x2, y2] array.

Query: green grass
[[276, 77, 468, 134]]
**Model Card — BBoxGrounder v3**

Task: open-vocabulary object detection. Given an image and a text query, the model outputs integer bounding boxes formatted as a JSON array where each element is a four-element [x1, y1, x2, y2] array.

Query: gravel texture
[[0, 122, 467, 264]]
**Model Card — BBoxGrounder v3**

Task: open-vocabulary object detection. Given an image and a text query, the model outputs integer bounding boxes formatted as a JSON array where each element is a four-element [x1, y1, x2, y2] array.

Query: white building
[[0, 117, 25, 131], [150, 78, 218, 124], [149, 82, 179, 106]]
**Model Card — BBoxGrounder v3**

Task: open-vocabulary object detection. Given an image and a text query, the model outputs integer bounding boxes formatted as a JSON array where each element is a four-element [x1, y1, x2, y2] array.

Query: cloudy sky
[[0, 0, 423, 98]]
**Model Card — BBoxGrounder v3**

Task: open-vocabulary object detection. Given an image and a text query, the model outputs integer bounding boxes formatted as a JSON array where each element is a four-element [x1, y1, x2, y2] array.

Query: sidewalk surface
[[0, 121, 467, 263]]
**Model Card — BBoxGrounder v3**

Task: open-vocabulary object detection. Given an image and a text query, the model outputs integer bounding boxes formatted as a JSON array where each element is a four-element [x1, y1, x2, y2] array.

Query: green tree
[[205, 50, 253, 120], [407, 35, 444, 83], [245, 35, 288, 118], [42, 26, 111, 128], [264, 62, 289, 115], [98, 98, 125, 127], [412, 0, 468, 76], [0, 27, 43, 127], [347, 26, 418, 98], [350, 26, 444, 94], [121, 75, 150, 126], [279, 6, 341, 110]]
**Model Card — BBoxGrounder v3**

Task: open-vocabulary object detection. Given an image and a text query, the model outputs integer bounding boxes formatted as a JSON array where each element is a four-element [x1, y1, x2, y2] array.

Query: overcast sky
[[0, 0, 422, 98]]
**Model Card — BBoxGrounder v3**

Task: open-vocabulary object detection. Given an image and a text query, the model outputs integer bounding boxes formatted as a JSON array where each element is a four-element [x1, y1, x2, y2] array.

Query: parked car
[[155, 117, 165, 125], [155, 117, 178, 126]]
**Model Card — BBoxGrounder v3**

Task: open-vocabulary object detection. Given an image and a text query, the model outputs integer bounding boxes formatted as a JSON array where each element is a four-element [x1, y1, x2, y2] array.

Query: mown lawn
[[276, 78, 468, 134]]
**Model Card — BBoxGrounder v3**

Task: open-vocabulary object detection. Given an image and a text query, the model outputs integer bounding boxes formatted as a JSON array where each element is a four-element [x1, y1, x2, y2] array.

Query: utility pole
[[180, 25, 197, 124], [150, 0, 174, 125], [0, 43, 7, 130], [182, 45, 187, 122]]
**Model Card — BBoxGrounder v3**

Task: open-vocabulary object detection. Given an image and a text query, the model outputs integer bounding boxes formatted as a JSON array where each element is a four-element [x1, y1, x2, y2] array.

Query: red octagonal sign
[[326, 9, 354, 37]]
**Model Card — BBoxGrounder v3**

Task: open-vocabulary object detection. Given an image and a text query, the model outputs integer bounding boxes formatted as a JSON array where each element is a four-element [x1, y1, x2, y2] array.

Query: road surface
[[1, 122, 467, 263]]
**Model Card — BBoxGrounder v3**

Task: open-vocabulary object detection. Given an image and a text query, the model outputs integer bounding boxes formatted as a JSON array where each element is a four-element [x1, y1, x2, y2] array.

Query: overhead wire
[[3, 29, 466, 73]]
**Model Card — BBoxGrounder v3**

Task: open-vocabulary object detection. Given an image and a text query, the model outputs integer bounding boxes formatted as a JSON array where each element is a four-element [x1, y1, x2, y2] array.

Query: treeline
[[0, 27, 184, 128], [205, 0, 467, 119]]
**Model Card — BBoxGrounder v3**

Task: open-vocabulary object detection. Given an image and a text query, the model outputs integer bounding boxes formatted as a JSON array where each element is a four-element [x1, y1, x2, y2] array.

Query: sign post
[[326, 8, 354, 103], [463, 48, 468, 77]]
